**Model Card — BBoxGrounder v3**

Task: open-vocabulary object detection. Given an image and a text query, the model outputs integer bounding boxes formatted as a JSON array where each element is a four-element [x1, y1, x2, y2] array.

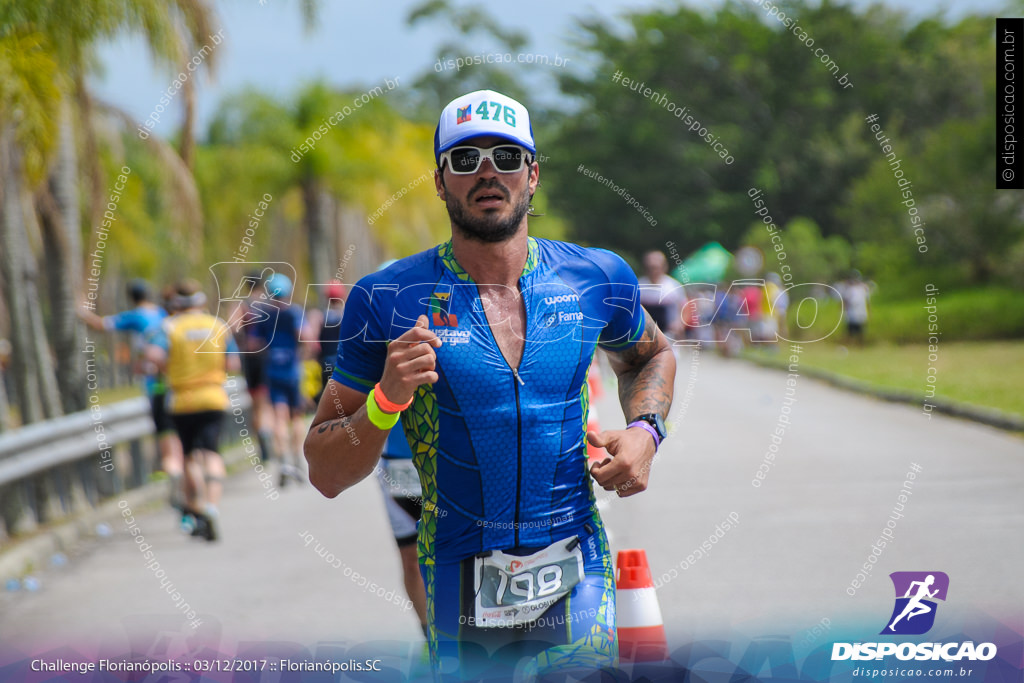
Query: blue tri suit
[[105, 305, 166, 396], [252, 301, 304, 409], [331, 237, 646, 676]]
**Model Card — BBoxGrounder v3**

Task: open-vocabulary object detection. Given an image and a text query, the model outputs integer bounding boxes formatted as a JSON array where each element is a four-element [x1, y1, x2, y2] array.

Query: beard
[[446, 177, 531, 244]]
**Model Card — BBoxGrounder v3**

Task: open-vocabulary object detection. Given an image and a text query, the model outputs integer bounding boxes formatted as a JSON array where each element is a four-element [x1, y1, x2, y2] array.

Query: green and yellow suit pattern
[[530, 520, 617, 674], [402, 384, 442, 666], [522, 357, 619, 673], [401, 384, 440, 566], [438, 236, 540, 283]]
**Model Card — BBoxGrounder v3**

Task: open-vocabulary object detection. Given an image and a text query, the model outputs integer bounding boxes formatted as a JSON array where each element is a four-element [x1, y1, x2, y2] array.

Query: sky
[[92, 0, 1008, 138]]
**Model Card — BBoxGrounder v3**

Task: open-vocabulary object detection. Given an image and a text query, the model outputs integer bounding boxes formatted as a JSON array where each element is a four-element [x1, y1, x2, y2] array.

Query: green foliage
[[741, 217, 851, 285], [402, 0, 536, 121], [542, 1, 1013, 296], [750, 341, 1024, 418], [199, 81, 449, 272], [0, 0, 216, 77], [0, 31, 63, 183], [783, 288, 1024, 344]]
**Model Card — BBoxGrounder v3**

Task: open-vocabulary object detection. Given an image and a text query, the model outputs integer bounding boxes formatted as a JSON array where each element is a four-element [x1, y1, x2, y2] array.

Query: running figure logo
[[881, 571, 949, 635], [207, 261, 296, 351]]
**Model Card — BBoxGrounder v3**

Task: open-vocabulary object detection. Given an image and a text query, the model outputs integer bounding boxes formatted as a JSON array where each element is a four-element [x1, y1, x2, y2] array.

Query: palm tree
[[202, 83, 446, 287], [0, 0, 218, 415], [0, 30, 64, 423]]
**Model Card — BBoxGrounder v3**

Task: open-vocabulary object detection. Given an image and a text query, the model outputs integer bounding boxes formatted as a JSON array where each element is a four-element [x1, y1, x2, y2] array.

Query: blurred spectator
[[638, 251, 687, 341], [762, 272, 788, 345], [837, 270, 873, 346]]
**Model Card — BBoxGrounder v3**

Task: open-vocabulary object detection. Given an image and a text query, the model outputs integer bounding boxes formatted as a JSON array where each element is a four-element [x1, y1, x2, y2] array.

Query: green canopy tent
[[671, 242, 733, 284]]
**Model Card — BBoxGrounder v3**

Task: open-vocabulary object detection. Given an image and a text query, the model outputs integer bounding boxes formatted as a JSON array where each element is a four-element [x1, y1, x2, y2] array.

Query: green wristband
[[365, 388, 401, 431]]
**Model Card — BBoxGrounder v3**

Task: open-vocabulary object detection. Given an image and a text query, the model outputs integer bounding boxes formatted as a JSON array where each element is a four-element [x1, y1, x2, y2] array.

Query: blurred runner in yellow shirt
[[148, 279, 239, 541]]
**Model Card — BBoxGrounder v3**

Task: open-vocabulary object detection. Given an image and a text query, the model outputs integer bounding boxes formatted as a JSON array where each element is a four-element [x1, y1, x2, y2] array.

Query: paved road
[[1, 351, 1022, 659]]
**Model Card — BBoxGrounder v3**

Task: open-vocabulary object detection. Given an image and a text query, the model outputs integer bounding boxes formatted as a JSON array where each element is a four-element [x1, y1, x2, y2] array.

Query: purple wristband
[[627, 420, 661, 449]]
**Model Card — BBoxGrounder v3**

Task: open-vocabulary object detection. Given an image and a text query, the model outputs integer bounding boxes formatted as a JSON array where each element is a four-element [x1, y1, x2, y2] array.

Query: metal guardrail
[[0, 386, 251, 542], [0, 397, 153, 486]]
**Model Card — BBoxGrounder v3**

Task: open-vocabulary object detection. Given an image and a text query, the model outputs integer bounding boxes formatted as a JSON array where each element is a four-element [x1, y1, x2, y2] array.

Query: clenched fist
[[378, 315, 442, 408], [587, 428, 657, 497]]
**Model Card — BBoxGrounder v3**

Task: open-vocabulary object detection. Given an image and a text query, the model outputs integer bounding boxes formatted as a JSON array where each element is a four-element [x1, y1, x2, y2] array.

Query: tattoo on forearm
[[614, 313, 675, 417], [315, 417, 352, 434]]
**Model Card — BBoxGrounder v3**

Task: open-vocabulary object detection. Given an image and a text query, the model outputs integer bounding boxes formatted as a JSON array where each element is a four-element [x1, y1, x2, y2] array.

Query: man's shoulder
[[165, 311, 224, 337], [350, 247, 440, 291], [110, 307, 155, 332], [534, 238, 633, 282]]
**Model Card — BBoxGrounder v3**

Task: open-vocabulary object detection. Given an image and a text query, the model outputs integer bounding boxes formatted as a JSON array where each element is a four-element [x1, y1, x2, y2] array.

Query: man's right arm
[[78, 303, 113, 332], [304, 315, 440, 498], [304, 380, 386, 498]]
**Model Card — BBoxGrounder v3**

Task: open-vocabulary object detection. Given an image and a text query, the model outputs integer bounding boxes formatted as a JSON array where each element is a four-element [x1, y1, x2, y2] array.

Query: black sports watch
[[628, 413, 667, 447]]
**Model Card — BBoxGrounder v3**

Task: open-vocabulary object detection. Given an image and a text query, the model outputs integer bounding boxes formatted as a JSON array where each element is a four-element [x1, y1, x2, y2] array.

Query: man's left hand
[[587, 428, 657, 497]]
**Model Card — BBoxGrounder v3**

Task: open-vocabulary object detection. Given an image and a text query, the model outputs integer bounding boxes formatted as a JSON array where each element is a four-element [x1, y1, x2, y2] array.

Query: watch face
[[652, 415, 667, 439], [635, 414, 667, 439]]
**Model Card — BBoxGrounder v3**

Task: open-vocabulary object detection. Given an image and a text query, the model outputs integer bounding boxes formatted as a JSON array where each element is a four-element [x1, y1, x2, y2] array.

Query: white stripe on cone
[[616, 587, 664, 629]]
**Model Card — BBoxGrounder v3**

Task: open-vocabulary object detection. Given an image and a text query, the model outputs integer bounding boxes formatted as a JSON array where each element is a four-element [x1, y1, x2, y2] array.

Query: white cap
[[434, 89, 536, 164]]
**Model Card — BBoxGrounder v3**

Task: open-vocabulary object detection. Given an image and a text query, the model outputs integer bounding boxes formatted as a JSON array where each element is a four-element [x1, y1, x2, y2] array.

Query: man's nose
[[476, 155, 499, 177]]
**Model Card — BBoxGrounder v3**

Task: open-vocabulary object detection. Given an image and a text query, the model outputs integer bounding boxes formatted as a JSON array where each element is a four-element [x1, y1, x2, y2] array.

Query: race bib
[[473, 538, 584, 628], [380, 458, 421, 497]]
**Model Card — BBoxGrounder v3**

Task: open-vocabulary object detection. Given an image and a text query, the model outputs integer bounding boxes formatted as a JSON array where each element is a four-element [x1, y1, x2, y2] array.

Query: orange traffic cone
[[616, 549, 668, 663], [586, 402, 607, 463], [586, 363, 608, 463]]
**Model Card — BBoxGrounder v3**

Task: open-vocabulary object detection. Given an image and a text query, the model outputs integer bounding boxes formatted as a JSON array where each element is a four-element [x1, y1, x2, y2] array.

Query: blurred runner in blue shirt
[[79, 279, 184, 510]]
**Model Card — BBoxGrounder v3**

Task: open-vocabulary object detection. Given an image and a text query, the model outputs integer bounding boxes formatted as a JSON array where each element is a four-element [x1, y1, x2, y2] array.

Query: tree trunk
[[180, 62, 196, 171], [303, 180, 333, 285], [0, 362, 11, 433], [74, 72, 105, 232], [20, 184, 63, 420], [39, 98, 87, 413], [0, 124, 44, 425], [336, 202, 377, 282]]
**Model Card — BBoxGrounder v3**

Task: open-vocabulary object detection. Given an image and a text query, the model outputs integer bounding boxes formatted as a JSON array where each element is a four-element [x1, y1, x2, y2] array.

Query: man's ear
[[434, 167, 447, 199]]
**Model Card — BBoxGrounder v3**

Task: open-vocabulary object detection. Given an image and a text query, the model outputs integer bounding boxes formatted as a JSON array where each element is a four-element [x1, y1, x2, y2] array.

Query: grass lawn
[[746, 341, 1024, 418]]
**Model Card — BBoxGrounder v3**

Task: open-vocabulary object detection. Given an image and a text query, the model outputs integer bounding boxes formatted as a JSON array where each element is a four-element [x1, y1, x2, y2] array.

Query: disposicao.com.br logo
[[882, 571, 948, 635], [832, 571, 997, 662]]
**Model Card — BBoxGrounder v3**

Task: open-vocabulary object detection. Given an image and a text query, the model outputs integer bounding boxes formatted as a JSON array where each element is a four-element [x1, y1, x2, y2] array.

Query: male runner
[[148, 280, 239, 541], [229, 268, 276, 463], [252, 273, 310, 486], [79, 280, 183, 509], [305, 89, 676, 677]]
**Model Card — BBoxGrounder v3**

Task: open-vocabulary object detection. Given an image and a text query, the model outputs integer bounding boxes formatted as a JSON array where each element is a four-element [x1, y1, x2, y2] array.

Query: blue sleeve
[[105, 310, 139, 332], [592, 249, 646, 351], [330, 279, 387, 393], [148, 327, 169, 351]]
